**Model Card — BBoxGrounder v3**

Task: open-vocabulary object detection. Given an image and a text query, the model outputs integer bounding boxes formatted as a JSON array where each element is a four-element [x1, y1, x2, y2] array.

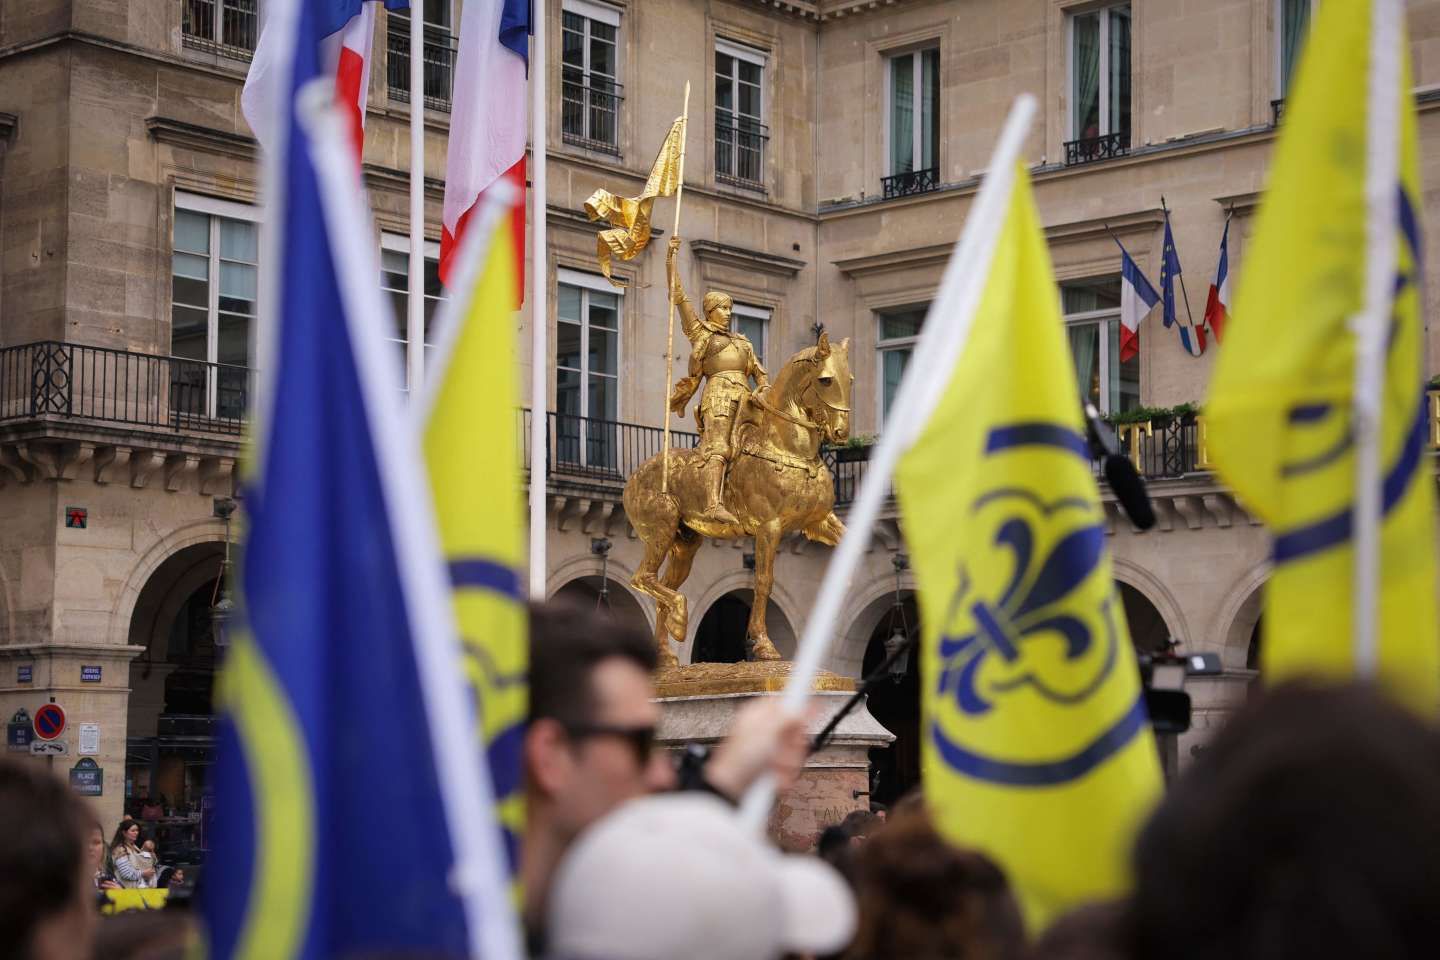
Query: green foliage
[[1103, 402, 1201, 425], [845, 433, 879, 449]]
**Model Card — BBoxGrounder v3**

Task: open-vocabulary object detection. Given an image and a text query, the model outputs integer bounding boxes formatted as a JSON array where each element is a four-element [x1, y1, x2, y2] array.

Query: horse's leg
[[803, 510, 846, 547], [748, 521, 784, 661], [646, 529, 701, 659], [628, 492, 688, 668]]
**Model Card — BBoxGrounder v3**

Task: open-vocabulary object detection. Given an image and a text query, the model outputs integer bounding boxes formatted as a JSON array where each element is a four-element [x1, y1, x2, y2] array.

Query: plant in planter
[[834, 433, 878, 462]]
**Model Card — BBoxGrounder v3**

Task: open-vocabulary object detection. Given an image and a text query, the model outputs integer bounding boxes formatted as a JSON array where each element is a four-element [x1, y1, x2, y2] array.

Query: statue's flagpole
[[661, 83, 691, 495]]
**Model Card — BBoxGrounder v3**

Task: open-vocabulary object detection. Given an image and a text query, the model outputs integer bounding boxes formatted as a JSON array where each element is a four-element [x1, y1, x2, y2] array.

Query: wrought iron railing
[[386, 16, 459, 112], [1271, 98, 1286, 126], [881, 167, 940, 200], [520, 410, 700, 485], [562, 78, 624, 154], [181, 0, 259, 60], [0, 341, 251, 436], [1063, 131, 1130, 167], [715, 113, 769, 188]]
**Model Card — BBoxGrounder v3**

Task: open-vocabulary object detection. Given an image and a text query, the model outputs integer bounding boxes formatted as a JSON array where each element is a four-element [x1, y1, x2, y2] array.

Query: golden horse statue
[[624, 333, 853, 667]]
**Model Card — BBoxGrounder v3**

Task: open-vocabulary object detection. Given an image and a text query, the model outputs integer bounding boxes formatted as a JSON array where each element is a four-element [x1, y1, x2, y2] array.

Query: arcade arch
[[552, 575, 650, 635], [692, 589, 799, 664]]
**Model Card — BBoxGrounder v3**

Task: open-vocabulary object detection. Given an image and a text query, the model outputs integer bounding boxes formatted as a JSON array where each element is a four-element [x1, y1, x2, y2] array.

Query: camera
[[1137, 639, 1223, 735]]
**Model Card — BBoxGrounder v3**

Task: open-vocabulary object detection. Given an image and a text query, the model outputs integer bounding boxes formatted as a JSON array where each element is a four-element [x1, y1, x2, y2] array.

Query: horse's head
[[800, 332, 852, 445]]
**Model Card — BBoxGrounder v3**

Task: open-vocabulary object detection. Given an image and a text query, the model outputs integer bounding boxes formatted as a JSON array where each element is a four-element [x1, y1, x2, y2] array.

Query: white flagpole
[[408, 6, 425, 397], [738, 94, 1038, 832], [1352, 0, 1401, 675], [529, 1, 548, 599]]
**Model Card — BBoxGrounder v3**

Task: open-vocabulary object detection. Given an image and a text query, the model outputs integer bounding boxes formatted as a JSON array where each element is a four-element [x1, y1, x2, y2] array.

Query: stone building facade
[[1, 0, 1438, 832]]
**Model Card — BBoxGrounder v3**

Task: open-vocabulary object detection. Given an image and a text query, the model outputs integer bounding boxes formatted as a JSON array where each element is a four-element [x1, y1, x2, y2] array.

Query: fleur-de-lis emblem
[[937, 505, 1114, 717]]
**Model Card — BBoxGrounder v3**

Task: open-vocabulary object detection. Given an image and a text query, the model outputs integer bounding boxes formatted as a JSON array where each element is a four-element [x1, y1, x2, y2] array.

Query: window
[[1067, 5, 1131, 164], [562, 1, 622, 152], [732, 304, 770, 367], [715, 39, 768, 188], [171, 194, 259, 421], [885, 47, 940, 197], [557, 270, 621, 470], [380, 234, 447, 390], [387, 0, 459, 112], [876, 306, 927, 423], [1277, 0, 1312, 100], [182, 0, 260, 58], [1062, 278, 1137, 416]]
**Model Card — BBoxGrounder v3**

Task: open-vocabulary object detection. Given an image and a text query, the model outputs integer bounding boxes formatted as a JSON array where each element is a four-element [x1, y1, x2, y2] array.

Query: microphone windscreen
[[1104, 454, 1157, 530]]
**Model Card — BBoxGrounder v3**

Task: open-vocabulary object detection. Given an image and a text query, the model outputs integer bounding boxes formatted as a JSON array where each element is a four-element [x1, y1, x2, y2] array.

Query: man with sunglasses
[[523, 601, 807, 952]]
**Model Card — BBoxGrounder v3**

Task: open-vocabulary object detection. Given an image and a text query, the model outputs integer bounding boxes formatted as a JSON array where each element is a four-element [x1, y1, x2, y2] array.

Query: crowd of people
[[4, 601, 1440, 959]]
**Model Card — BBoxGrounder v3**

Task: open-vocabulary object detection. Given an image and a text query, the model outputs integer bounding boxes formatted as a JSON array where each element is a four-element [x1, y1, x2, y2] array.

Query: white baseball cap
[[546, 793, 857, 960]]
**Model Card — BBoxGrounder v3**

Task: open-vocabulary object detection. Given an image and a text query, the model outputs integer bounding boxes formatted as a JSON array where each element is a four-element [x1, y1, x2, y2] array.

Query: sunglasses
[[566, 723, 658, 765]]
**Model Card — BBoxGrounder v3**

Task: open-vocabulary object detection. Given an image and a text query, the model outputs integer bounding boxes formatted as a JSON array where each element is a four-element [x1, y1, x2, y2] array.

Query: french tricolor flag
[[242, 0, 407, 164], [439, 0, 530, 303], [1203, 217, 1231, 344], [1118, 241, 1160, 363]]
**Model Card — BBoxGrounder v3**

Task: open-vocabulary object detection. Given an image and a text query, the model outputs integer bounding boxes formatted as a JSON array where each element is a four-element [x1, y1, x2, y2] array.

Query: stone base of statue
[[654, 660, 895, 852]]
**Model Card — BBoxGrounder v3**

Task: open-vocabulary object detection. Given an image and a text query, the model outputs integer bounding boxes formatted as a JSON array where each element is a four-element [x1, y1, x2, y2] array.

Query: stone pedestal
[[654, 661, 894, 852]]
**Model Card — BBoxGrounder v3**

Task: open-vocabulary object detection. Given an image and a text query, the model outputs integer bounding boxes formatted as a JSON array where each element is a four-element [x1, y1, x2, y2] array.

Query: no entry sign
[[33, 703, 66, 741]]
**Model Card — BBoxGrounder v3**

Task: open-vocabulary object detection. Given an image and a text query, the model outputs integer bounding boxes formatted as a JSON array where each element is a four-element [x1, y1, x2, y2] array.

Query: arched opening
[[1118, 582, 1172, 654], [861, 592, 921, 808], [693, 590, 799, 663], [552, 576, 649, 635], [125, 541, 226, 868]]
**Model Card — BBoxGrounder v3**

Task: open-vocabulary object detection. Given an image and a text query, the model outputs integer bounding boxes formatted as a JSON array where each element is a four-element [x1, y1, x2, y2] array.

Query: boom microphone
[[1081, 399, 1157, 531]]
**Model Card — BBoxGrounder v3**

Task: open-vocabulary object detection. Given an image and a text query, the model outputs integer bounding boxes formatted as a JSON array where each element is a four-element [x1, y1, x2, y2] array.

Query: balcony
[[521, 410, 700, 491], [1271, 98, 1286, 126], [562, 78, 624, 155], [0, 341, 252, 438], [881, 167, 940, 200], [181, 0, 259, 60], [386, 16, 459, 113], [1063, 131, 1130, 167], [715, 113, 768, 190]]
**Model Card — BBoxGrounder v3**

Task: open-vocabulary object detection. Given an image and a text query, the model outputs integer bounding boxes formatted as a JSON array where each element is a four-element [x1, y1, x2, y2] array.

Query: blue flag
[[1160, 210, 1204, 356], [203, 1, 520, 957]]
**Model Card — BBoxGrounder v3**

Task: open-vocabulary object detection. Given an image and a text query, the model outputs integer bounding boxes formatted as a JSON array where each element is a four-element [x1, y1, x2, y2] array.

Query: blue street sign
[[80, 665, 101, 683]]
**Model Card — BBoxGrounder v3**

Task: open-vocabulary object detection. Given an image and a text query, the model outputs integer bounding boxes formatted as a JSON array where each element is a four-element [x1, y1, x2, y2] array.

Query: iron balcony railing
[[0, 341, 252, 437], [562, 78, 624, 154], [881, 167, 940, 200], [181, 0, 259, 60], [1063, 131, 1130, 167], [715, 113, 769, 189], [520, 410, 700, 485], [386, 16, 459, 112]]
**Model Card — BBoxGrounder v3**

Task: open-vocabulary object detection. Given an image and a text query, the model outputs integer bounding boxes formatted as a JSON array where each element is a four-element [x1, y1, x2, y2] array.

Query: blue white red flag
[[1117, 239, 1159, 363], [440, 0, 530, 302], [204, 1, 522, 957], [242, 0, 408, 163], [1160, 211, 1205, 356], [1203, 217, 1231, 343]]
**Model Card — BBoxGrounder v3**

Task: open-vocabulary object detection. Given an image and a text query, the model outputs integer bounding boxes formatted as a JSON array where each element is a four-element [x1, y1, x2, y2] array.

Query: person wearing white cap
[[546, 793, 858, 960]]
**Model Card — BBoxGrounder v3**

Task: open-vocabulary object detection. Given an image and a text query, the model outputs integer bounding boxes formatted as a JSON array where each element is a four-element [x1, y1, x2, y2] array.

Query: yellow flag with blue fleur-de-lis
[[895, 164, 1162, 935], [1204, 0, 1438, 716], [424, 207, 527, 885]]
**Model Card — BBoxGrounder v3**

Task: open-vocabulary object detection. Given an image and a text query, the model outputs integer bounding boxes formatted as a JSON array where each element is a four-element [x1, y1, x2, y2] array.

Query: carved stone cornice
[[0, 423, 238, 495], [1213, 191, 1262, 218], [146, 116, 255, 162], [690, 239, 805, 279]]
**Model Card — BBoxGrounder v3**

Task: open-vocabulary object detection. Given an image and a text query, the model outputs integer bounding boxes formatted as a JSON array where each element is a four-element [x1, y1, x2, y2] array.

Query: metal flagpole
[[408, 6, 425, 398], [1161, 196, 1200, 340], [1353, 0, 1402, 675], [660, 83, 691, 495], [529, 0, 549, 599]]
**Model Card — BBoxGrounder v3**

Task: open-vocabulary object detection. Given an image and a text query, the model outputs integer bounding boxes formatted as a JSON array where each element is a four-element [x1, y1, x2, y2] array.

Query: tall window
[[1277, 0, 1312, 99], [171, 194, 258, 420], [876, 306, 927, 424], [1062, 278, 1138, 416], [380, 234, 447, 389], [557, 270, 621, 470], [733, 304, 770, 367], [387, 0, 458, 112], [562, 1, 621, 151], [1069, 5, 1131, 155], [715, 39, 767, 187], [887, 47, 940, 179], [181, 0, 260, 58]]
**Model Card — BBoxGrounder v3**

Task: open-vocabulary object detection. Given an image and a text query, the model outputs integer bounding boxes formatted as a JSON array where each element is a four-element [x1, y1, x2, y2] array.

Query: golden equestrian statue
[[622, 237, 853, 667]]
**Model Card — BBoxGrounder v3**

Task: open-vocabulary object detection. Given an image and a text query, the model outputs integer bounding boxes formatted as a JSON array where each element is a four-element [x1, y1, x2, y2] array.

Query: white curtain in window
[[890, 54, 914, 174], [1281, 0, 1311, 96], [1068, 323, 1100, 407], [1073, 14, 1101, 139]]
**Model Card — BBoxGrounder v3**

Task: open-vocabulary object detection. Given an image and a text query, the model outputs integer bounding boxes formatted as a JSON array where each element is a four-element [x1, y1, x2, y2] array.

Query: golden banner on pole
[[584, 114, 686, 285]]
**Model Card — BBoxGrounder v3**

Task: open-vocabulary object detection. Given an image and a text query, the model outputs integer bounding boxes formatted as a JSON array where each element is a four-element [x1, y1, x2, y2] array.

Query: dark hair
[[529, 600, 657, 729], [1128, 682, 1440, 960], [842, 806, 1023, 960], [839, 810, 881, 839], [111, 818, 142, 851], [0, 761, 91, 957]]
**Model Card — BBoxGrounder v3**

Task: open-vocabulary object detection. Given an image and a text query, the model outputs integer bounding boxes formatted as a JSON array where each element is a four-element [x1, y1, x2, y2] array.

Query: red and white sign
[[33, 703, 66, 741]]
